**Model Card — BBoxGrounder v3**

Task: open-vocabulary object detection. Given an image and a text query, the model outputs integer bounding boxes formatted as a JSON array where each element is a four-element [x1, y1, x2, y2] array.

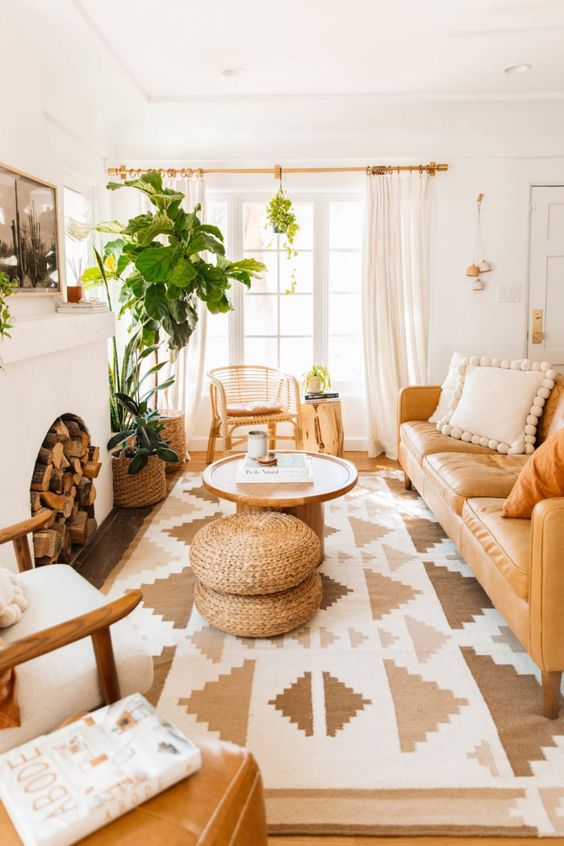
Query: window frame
[[206, 190, 364, 394]]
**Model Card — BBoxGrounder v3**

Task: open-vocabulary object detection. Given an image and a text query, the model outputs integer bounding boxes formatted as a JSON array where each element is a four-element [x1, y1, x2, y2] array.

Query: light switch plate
[[496, 286, 521, 303]]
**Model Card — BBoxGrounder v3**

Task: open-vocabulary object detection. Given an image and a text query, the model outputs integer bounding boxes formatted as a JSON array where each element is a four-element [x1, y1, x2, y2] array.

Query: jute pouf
[[194, 572, 322, 638], [190, 512, 322, 637]]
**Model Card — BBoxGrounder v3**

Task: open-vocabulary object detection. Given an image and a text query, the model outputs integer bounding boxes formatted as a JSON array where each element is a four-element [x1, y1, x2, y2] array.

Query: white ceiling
[[10, 0, 564, 163], [77, 0, 564, 99]]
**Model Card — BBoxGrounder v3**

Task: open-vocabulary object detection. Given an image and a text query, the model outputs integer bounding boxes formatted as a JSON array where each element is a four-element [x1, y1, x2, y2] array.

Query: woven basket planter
[[159, 409, 186, 472], [112, 453, 167, 508], [194, 571, 322, 638], [190, 512, 320, 595]]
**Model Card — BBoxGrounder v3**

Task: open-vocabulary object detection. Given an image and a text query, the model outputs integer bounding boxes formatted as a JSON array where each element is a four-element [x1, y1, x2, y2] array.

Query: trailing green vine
[[266, 188, 300, 293], [0, 270, 15, 339]]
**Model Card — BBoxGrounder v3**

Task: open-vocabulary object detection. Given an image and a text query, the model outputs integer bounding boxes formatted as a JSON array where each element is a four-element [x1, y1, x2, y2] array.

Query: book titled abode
[[0, 693, 201, 846]]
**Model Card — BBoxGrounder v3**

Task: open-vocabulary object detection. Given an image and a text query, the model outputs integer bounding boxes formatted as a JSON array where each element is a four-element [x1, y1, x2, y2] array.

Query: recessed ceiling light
[[504, 63, 532, 74], [222, 67, 245, 77]]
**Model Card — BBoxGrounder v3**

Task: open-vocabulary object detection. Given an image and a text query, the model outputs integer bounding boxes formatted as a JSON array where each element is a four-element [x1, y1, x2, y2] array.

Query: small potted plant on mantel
[[303, 364, 331, 395], [108, 393, 179, 508]]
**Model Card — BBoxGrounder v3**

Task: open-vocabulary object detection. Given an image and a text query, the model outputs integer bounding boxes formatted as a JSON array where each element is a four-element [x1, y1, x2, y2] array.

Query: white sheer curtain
[[362, 171, 430, 459], [159, 174, 207, 450]]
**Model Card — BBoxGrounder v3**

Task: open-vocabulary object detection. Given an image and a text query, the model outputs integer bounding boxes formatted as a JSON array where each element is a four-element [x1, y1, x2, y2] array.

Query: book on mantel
[[0, 693, 201, 846], [236, 452, 313, 484]]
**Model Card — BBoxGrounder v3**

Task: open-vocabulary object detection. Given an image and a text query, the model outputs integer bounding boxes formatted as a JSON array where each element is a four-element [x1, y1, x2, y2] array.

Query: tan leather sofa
[[398, 381, 564, 719]]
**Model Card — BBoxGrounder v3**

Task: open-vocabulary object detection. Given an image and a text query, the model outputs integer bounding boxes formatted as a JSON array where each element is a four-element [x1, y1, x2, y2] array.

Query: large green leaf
[[169, 256, 197, 287], [135, 246, 176, 282], [144, 283, 169, 321], [128, 449, 149, 475], [95, 220, 124, 234]]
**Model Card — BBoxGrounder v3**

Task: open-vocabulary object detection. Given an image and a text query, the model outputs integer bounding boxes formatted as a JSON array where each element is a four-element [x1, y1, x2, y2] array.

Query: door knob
[[532, 309, 544, 344]]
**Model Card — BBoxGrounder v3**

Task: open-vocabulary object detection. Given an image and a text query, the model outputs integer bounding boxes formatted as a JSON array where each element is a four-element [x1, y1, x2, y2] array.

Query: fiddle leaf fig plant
[[84, 171, 265, 355]]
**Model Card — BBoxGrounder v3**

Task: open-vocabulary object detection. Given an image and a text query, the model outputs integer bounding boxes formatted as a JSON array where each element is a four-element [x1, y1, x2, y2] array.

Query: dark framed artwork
[[0, 162, 61, 293]]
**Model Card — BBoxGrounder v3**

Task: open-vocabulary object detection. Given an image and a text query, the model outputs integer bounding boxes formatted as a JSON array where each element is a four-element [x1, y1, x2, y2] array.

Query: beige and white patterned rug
[[103, 470, 564, 837]]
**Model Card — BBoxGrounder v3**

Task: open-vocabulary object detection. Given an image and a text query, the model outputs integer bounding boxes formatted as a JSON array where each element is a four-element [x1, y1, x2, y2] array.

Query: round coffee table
[[202, 451, 358, 562]]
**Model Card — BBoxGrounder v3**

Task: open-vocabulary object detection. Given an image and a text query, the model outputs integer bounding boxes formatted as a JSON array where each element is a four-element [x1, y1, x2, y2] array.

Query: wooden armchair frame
[[206, 365, 304, 464], [0, 513, 142, 705]]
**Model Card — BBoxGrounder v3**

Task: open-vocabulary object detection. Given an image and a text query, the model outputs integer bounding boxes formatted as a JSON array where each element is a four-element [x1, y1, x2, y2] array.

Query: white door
[[528, 186, 564, 366]]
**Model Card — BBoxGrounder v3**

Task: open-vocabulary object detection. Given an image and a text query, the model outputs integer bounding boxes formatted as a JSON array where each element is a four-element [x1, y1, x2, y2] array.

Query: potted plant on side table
[[304, 364, 331, 395], [108, 392, 179, 508]]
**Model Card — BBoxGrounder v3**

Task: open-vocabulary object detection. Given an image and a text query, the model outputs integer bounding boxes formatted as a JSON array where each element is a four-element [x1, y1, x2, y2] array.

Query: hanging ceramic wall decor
[[466, 193, 492, 290]]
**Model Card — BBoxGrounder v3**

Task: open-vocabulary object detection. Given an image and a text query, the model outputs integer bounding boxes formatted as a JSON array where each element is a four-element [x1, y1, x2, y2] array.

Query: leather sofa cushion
[[462, 498, 531, 600], [400, 421, 496, 467], [538, 377, 564, 442], [424, 452, 528, 515]]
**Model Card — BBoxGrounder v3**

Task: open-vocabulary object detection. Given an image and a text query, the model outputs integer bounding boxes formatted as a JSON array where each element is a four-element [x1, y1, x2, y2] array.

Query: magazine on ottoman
[[0, 693, 201, 846]]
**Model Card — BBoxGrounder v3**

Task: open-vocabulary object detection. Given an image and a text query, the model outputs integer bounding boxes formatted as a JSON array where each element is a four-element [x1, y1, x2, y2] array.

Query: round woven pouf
[[190, 511, 322, 637], [194, 571, 322, 638], [190, 511, 321, 595]]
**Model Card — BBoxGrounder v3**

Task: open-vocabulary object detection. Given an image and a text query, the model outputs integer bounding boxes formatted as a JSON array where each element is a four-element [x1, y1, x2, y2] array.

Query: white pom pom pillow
[[436, 356, 557, 455]]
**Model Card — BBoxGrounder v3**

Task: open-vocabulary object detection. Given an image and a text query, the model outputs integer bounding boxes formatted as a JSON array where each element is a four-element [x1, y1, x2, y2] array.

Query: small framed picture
[[0, 162, 61, 293]]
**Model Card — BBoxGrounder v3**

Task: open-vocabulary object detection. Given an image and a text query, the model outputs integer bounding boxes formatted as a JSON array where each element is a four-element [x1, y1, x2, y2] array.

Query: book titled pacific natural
[[0, 693, 201, 846], [236, 452, 313, 484]]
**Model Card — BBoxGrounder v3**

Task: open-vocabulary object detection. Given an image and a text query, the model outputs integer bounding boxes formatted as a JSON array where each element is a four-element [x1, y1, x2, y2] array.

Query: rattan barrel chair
[[206, 365, 304, 464]]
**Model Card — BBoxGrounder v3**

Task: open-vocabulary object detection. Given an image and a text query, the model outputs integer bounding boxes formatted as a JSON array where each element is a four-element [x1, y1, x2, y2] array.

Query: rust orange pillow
[[503, 428, 564, 518]]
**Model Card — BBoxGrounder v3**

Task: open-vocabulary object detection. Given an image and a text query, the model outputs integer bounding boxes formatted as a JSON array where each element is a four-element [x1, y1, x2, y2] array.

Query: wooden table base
[[236, 502, 325, 564]]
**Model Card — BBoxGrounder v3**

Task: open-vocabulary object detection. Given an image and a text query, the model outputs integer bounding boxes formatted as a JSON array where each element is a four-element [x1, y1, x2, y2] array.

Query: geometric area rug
[[102, 470, 564, 836]]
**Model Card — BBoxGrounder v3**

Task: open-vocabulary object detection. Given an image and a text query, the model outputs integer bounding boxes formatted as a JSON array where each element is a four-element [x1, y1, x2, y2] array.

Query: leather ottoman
[[0, 737, 268, 845]]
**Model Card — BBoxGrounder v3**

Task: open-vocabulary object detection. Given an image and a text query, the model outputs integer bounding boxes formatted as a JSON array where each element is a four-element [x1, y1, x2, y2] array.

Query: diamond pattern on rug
[[178, 660, 255, 747], [493, 625, 525, 653], [165, 513, 223, 545], [468, 741, 500, 778], [269, 672, 313, 737], [186, 484, 220, 504], [191, 626, 225, 664], [539, 789, 564, 835], [384, 660, 468, 752], [382, 543, 416, 571], [424, 561, 491, 629], [140, 567, 195, 629], [405, 616, 447, 663], [349, 627, 368, 648], [461, 647, 564, 777], [319, 627, 340, 648], [323, 672, 371, 736], [349, 516, 389, 547], [384, 474, 419, 501], [364, 570, 420, 620], [320, 573, 352, 610], [402, 514, 446, 553]]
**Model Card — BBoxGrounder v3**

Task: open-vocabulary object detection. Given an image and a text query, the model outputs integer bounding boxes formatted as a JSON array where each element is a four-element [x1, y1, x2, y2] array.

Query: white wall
[[430, 157, 564, 382]]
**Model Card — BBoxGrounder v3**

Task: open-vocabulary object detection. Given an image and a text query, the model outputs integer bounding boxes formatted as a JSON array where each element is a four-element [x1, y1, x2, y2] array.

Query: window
[[204, 193, 364, 391], [63, 187, 91, 285], [242, 201, 314, 374]]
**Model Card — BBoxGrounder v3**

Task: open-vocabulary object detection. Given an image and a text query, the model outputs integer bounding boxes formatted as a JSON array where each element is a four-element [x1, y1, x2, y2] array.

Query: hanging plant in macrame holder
[[466, 193, 492, 291]]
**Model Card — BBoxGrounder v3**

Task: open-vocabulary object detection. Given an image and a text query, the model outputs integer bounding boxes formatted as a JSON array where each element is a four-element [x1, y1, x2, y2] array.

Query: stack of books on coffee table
[[236, 452, 313, 484]]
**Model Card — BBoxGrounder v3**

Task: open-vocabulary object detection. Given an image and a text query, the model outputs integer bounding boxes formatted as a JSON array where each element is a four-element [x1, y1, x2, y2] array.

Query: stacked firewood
[[30, 416, 101, 565]]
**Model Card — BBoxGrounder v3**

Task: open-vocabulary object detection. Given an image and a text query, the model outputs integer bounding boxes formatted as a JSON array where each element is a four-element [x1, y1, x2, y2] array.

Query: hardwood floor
[[84, 451, 560, 844]]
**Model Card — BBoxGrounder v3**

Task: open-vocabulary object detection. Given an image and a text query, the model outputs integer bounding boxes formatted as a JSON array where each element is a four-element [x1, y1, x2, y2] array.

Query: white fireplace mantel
[[0, 312, 115, 365], [0, 311, 115, 570]]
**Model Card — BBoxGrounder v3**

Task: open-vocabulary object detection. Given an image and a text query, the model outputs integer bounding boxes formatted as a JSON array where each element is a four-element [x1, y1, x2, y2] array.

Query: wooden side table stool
[[301, 398, 344, 457]]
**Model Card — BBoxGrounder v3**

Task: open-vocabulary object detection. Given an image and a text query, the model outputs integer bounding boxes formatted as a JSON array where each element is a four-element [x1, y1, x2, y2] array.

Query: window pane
[[329, 293, 361, 336], [329, 251, 361, 292], [291, 203, 314, 250], [280, 337, 313, 377], [280, 251, 313, 293], [245, 337, 277, 369], [244, 251, 277, 293], [329, 201, 363, 249], [243, 203, 272, 251], [245, 294, 278, 336], [280, 294, 313, 336], [207, 202, 229, 248], [329, 336, 364, 382]]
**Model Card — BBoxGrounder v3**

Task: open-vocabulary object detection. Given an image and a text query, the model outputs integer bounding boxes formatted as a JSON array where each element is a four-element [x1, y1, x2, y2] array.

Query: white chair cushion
[[0, 565, 153, 753]]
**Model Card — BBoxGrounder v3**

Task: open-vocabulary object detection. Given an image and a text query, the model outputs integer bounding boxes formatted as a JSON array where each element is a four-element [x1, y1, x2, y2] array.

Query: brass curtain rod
[[106, 162, 448, 180]]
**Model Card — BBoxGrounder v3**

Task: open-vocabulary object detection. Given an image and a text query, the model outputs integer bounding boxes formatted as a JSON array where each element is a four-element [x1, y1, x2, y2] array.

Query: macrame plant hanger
[[466, 193, 492, 291]]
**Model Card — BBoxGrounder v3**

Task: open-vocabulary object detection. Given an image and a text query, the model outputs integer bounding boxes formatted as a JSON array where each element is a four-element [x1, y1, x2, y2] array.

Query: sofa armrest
[[529, 497, 564, 670], [397, 386, 442, 426]]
